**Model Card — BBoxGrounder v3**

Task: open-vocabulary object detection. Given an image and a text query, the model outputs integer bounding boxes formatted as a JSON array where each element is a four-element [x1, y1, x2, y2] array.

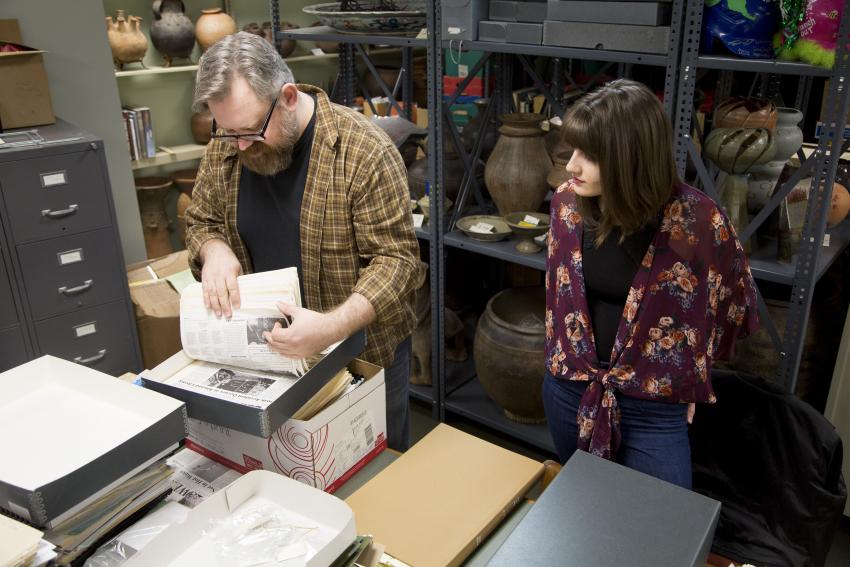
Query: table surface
[[335, 449, 535, 566]]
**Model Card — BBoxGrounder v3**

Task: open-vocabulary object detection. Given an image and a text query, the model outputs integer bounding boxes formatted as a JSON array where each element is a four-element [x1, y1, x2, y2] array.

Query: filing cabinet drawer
[[0, 253, 19, 328], [0, 148, 111, 243], [17, 227, 125, 320], [34, 300, 138, 376], [0, 324, 28, 372]]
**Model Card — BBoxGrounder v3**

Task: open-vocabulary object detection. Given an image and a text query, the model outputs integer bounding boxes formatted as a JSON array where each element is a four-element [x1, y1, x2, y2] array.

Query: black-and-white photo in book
[[166, 267, 343, 409]]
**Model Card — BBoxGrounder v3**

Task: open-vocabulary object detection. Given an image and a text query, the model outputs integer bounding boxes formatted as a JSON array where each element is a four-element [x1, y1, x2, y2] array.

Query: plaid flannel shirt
[[185, 85, 422, 367]]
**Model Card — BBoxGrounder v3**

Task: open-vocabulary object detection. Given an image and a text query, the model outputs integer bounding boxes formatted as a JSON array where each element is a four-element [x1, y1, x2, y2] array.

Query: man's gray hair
[[192, 31, 295, 112]]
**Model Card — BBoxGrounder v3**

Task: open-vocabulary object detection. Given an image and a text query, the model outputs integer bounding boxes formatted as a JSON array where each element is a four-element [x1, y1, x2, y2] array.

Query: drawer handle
[[74, 349, 107, 365], [41, 204, 79, 219], [58, 280, 93, 296]]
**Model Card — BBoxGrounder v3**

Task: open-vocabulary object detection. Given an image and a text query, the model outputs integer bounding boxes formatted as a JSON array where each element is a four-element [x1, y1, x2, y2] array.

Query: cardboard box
[[546, 1, 671, 26], [345, 424, 544, 567], [124, 470, 356, 567], [442, 0, 491, 40], [0, 356, 185, 527], [184, 359, 387, 494], [0, 20, 55, 130], [542, 20, 671, 54], [443, 75, 493, 97], [488, 450, 720, 567], [490, 1, 548, 23], [127, 250, 190, 370]]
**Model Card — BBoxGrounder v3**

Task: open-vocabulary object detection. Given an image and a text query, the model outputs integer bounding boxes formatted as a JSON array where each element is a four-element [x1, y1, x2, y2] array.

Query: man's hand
[[200, 240, 242, 318], [263, 302, 337, 359], [687, 402, 696, 424]]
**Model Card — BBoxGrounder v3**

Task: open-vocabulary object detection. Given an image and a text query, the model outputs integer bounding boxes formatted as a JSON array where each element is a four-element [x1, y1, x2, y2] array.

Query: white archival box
[[124, 469, 356, 567], [0, 356, 186, 527]]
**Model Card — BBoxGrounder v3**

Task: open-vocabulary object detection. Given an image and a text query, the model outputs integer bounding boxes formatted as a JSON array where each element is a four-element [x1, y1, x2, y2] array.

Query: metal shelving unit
[[268, 0, 850, 451], [674, 0, 850, 392]]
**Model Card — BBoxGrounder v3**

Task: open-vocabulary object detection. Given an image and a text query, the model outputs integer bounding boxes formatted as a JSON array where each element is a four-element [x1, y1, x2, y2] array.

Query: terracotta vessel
[[172, 168, 197, 246], [474, 287, 547, 423], [150, 0, 195, 67], [829, 182, 850, 227], [195, 7, 237, 52], [547, 150, 573, 190], [106, 11, 148, 70], [191, 111, 213, 144], [484, 113, 552, 216], [135, 177, 174, 259], [461, 99, 499, 161], [243, 21, 298, 58], [714, 97, 778, 130]]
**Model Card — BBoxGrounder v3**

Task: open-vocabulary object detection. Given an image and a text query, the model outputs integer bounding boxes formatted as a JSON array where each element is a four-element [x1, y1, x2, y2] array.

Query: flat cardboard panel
[[345, 424, 544, 567], [546, 0, 671, 26], [0, 20, 55, 129], [542, 20, 670, 54], [184, 360, 387, 494], [506, 22, 543, 45], [487, 451, 720, 567]]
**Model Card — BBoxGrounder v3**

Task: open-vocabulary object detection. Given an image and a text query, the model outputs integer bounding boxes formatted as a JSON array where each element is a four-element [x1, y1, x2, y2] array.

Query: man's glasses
[[210, 94, 278, 144]]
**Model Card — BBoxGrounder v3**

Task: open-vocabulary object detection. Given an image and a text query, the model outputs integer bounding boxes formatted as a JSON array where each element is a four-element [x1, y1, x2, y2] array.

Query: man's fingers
[[276, 302, 300, 317], [226, 275, 241, 310]]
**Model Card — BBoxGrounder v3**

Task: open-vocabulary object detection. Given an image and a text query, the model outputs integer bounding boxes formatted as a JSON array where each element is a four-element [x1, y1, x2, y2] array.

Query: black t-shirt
[[582, 222, 657, 363], [237, 100, 317, 293]]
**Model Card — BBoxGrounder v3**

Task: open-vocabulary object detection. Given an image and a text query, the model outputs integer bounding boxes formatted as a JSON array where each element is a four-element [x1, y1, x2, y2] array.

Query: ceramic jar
[[191, 111, 213, 145], [106, 11, 148, 70], [135, 177, 174, 259], [772, 107, 804, 162], [408, 142, 480, 201], [243, 21, 298, 58], [172, 168, 197, 246], [461, 99, 499, 161], [704, 127, 777, 174], [474, 287, 546, 423], [311, 21, 340, 53], [829, 182, 850, 227], [714, 97, 778, 130], [484, 113, 552, 216], [150, 0, 195, 67], [195, 8, 237, 52]]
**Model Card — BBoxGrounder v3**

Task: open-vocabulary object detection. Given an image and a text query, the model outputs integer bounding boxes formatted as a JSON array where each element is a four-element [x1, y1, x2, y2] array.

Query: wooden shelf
[[116, 64, 199, 78], [130, 144, 205, 170]]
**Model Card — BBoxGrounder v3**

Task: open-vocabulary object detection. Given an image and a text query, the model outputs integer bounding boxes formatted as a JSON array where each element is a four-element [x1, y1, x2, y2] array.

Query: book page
[[180, 268, 307, 375]]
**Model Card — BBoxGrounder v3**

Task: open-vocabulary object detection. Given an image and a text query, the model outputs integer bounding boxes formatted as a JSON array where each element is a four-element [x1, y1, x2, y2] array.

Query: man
[[185, 32, 421, 451]]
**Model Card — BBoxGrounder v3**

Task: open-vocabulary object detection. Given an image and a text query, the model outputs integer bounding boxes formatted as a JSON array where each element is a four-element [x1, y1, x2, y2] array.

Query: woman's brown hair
[[560, 79, 679, 246]]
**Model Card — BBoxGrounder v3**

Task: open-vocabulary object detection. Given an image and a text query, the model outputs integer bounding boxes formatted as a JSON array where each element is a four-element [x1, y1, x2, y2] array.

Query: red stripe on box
[[184, 439, 252, 474]]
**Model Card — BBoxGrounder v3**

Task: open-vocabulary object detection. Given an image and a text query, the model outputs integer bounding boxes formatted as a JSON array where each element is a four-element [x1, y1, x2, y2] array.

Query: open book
[[168, 268, 352, 419]]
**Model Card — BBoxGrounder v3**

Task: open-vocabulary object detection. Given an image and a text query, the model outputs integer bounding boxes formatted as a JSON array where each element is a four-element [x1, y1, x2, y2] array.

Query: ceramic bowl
[[505, 211, 550, 254], [457, 215, 512, 242], [417, 195, 452, 219], [303, 2, 426, 35]]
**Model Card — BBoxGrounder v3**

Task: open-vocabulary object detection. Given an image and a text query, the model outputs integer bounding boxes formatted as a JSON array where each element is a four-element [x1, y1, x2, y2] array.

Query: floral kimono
[[545, 182, 759, 460]]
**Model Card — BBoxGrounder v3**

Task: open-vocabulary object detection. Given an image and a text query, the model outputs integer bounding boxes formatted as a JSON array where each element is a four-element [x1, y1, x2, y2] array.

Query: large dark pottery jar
[[484, 113, 552, 216], [407, 142, 481, 201], [461, 99, 499, 161], [150, 0, 195, 67], [474, 287, 546, 423]]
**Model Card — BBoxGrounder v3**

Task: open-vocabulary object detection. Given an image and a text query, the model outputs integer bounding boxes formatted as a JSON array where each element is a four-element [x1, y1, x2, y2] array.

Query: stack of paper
[[0, 514, 43, 567]]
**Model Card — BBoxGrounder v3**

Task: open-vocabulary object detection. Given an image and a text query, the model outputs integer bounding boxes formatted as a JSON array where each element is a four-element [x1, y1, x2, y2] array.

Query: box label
[[58, 248, 83, 265], [334, 409, 376, 473]]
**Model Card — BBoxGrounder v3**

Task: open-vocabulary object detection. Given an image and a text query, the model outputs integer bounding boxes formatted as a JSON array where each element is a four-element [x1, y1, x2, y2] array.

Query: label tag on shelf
[[823, 233, 831, 247], [311, 48, 325, 56], [412, 214, 424, 228], [470, 222, 495, 234], [522, 214, 541, 226]]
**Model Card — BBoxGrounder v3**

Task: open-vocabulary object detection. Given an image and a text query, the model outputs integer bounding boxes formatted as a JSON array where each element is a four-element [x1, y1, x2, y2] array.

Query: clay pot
[[135, 177, 174, 259], [772, 107, 804, 162], [150, 0, 195, 67], [714, 97, 778, 130], [195, 7, 237, 52], [829, 182, 850, 227], [704, 128, 777, 174], [461, 99, 499, 161], [311, 21, 340, 53], [484, 113, 552, 216], [243, 21, 298, 59], [106, 11, 148, 70], [408, 140, 482, 201], [746, 160, 786, 212], [191, 111, 213, 145], [172, 168, 197, 246], [547, 150, 573, 190], [474, 287, 546, 423]]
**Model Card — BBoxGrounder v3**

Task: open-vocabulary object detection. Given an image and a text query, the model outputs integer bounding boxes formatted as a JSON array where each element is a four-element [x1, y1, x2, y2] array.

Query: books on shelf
[[122, 106, 156, 161]]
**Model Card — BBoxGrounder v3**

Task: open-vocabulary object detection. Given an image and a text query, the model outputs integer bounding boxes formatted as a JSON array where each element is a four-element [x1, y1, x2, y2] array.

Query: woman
[[543, 79, 759, 488]]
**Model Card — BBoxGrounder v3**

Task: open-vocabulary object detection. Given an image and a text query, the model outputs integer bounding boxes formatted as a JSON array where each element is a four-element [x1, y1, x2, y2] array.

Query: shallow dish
[[303, 2, 426, 34], [504, 211, 550, 254], [457, 215, 512, 242]]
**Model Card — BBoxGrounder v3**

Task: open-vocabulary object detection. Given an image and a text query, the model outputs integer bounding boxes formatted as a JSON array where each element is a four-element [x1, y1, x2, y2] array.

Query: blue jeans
[[384, 336, 411, 452], [543, 371, 692, 489]]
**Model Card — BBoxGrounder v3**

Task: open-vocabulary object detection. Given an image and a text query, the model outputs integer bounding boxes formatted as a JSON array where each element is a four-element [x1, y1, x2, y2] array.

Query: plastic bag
[[702, 0, 782, 59], [202, 500, 317, 567], [775, 0, 844, 68]]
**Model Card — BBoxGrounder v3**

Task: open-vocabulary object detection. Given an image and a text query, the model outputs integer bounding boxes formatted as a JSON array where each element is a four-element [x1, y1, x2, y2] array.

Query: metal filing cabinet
[[0, 119, 142, 375]]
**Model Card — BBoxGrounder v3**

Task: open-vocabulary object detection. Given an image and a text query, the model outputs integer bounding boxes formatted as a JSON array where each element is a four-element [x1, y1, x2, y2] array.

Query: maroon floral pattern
[[545, 182, 759, 460]]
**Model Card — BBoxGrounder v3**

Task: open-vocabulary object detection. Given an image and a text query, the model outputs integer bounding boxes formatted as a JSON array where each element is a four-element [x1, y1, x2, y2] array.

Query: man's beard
[[238, 109, 300, 176]]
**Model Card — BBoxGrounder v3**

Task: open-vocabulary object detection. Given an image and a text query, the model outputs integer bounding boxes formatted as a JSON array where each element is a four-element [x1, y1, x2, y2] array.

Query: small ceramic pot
[[191, 111, 213, 145], [195, 7, 237, 51], [150, 0, 195, 67], [714, 97, 778, 130], [106, 10, 148, 70]]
